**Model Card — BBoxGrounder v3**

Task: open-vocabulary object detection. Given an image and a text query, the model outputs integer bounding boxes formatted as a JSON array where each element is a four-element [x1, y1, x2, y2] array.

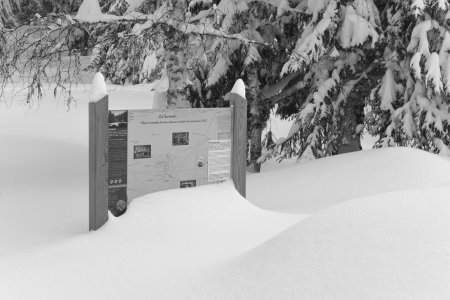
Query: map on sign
[[108, 107, 232, 215]]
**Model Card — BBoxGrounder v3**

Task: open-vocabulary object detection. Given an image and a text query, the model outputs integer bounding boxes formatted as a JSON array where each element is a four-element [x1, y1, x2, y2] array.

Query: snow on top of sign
[[230, 79, 246, 99], [90, 72, 108, 101]]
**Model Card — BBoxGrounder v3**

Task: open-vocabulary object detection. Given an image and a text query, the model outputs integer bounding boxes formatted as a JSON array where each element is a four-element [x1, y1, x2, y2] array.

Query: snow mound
[[206, 187, 450, 299], [249, 147, 450, 213], [0, 182, 301, 299]]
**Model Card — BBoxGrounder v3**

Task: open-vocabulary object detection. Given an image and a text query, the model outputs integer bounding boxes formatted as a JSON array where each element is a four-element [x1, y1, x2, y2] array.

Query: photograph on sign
[[180, 180, 196, 188], [134, 145, 151, 159], [172, 132, 189, 146], [108, 110, 128, 128]]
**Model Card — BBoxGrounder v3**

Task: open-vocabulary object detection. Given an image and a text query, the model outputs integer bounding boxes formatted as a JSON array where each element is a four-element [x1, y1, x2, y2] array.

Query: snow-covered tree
[[366, 0, 450, 155], [3, 0, 450, 171], [0, 0, 83, 26], [77, 0, 302, 170], [261, 0, 450, 162], [260, 0, 381, 162], [1, 0, 296, 171]]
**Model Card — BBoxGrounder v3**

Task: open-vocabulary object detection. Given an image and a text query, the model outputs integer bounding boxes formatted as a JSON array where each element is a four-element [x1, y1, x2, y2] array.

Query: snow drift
[[204, 187, 450, 299], [248, 147, 450, 213], [0, 182, 300, 299], [3, 84, 450, 299]]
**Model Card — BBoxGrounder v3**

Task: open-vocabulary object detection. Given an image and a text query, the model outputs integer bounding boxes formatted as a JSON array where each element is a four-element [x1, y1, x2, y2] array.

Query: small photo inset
[[108, 110, 128, 129], [180, 180, 196, 188], [172, 132, 189, 146], [108, 110, 128, 123], [134, 145, 151, 159]]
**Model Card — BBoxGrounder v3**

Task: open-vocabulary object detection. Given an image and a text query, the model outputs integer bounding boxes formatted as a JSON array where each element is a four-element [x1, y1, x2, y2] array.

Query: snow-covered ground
[[204, 187, 450, 299], [248, 147, 450, 213], [1, 84, 450, 299], [0, 84, 154, 255]]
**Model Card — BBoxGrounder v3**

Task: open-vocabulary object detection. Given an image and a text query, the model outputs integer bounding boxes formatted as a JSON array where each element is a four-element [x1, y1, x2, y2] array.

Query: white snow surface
[[339, 5, 379, 49], [248, 147, 450, 213], [203, 187, 450, 299], [141, 52, 158, 79], [1, 182, 299, 299], [378, 68, 401, 111], [151, 66, 169, 94], [426, 52, 444, 94], [307, 0, 330, 21], [76, 0, 141, 22], [2, 84, 450, 299], [125, 0, 145, 12]]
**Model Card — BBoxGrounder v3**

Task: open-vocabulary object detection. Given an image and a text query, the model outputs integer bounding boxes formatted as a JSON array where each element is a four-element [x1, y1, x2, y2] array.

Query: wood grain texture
[[230, 93, 247, 198], [89, 96, 109, 231]]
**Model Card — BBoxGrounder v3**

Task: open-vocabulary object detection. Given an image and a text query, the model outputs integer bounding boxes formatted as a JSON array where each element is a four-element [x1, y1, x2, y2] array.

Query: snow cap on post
[[90, 72, 108, 101], [230, 79, 246, 99], [76, 0, 102, 22]]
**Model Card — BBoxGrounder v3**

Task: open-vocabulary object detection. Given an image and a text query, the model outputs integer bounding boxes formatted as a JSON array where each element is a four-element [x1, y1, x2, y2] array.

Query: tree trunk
[[165, 0, 191, 108], [249, 126, 263, 172], [336, 134, 362, 154], [247, 67, 264, 172], [165, 47, 191, 108], [336, 84, 365, 155]]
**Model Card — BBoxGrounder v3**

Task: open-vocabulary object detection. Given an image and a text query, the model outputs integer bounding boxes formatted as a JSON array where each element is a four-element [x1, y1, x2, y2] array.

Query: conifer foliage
[[366, 0, 450, 155], [0, 0, 20, 27], [264, 0, 450, 162], [2, 0, 450, 169]]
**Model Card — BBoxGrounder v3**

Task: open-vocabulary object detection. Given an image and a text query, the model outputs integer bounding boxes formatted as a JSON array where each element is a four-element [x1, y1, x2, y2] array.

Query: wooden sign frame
[[89, 92, 247, 231], [89, 96, 109, 231]]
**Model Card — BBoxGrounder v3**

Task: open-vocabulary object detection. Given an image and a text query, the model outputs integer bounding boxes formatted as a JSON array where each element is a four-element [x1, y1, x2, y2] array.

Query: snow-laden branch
[[183, 23, 271, 46], [336, 63, 377, 107], [260, 71, 302, 100], [73, 0, 271, 47]]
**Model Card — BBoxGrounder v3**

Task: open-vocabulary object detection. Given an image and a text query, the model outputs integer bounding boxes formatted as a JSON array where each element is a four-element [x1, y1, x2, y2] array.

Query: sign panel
[[108, 107, 232, 216]]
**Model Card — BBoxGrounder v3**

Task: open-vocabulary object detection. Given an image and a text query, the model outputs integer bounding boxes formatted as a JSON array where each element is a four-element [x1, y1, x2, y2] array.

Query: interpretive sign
[[107, 108, 233, 216], [89, 79, 247, 230]]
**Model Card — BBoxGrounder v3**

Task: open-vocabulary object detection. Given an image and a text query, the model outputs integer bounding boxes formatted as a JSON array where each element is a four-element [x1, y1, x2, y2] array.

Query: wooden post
[[230, 91, 247, 198], [89, 95, 109, 231]]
